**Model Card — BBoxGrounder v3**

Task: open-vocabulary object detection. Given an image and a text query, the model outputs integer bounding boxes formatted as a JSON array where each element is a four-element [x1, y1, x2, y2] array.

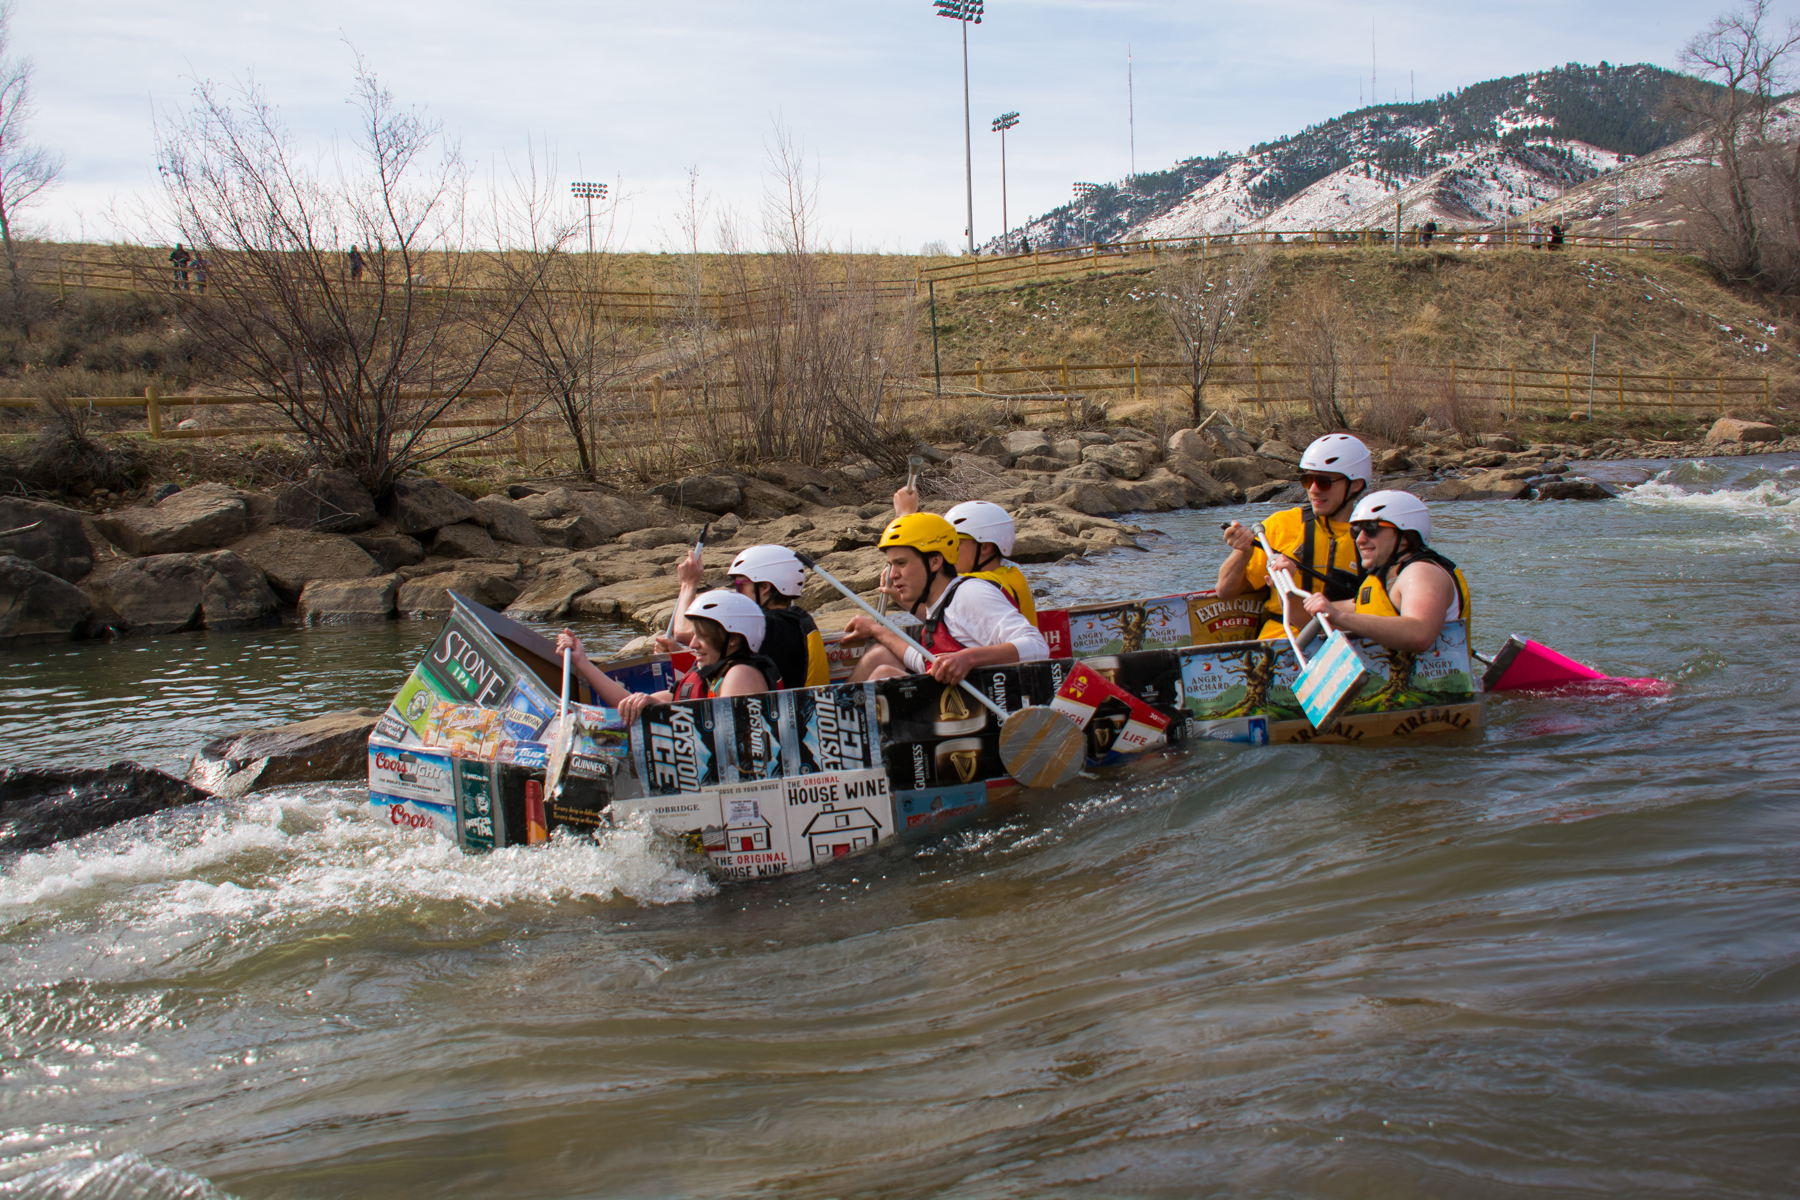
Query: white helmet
[[1351, 490, 1431, 542], [687, 589, 766, 652], [945, 500, 1016, 556], [1300, 434, 1373, 485], [727, 544, 807, 598]]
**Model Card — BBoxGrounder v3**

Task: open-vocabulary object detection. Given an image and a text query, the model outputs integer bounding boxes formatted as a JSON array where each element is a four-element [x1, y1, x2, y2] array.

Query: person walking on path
[[169, 244, 190, 290]]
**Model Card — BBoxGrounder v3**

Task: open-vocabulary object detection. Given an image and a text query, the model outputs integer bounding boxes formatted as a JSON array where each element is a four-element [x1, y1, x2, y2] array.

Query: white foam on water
[[0, 1150, 230, 1199], [1622, 469, 1800, 529], [0, 790, 715, 933]]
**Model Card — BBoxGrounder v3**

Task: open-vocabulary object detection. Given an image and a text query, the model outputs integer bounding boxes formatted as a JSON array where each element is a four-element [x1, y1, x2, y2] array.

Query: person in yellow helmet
[[845, 512, 1048, 685], [892, 484, 1037, 625]]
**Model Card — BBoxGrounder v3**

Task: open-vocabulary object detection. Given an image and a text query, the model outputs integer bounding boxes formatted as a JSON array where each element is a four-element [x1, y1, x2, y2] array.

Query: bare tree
[[1154, 245, 1270, 425], [0, 1, 61, 316], [150, 58, 550, 495], [1285, 279, 1354, 431], [1676, 1, 1800, 285]]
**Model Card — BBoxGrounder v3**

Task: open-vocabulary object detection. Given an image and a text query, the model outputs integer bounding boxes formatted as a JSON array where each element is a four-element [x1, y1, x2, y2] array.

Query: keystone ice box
[[369, 593, 1481, 877]]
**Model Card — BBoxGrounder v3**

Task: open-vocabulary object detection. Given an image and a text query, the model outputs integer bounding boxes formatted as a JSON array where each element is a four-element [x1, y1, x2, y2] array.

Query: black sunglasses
[[1350, 519, 1397, 538], [1300, 472, 1346, 489]]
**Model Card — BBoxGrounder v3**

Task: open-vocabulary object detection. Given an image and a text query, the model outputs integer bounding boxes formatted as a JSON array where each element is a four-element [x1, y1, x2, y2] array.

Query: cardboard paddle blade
[[998, 707, 1087, 789], [1294, 630, 1374, 730], [1482, 635, 1672, 696]]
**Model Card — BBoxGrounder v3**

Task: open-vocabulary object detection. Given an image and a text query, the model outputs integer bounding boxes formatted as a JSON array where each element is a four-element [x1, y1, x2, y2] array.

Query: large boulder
[[1707, 417, 1782, 444], [1110, 470, 1190, 512], [564, 488, 675, 539], [1082, 443, 1146, 480], [298, 574, 401, 623], [1010, 521, 1087, 563], [1257, 440, 1303, 465], [571, 575, 683, 621], [0, 555, 96, 647], [650, 474, 742, 515], [796, 548, 887, 612], [229, 528, 382, 604], [1207, 456, 1268, 490], [1167, 428, 1215, 462], [1048, 480, 1136, 517], [1533, 478, 1615, 500], [620, 525, 697, 551], [384, 477, 479, 535], [96, 483, 248, 556], [1005, 430, 1055, 458], [431, 522, 502, 560], [1424, 469, 1531, 501], [0, 498, 95, 581], [734, 476, 808, 518], [472, 496, 544, 546], [1159, 457, 1237, 506], [349, 533, 426, 571], [505, 566, 598, 620], [82, 551, 280, 634], [396, 565, 522, 617], [271, 469, 379, 533], [187, 709, 381, 798], [534, 513, 609, 549], [0, 762, 212, 852]]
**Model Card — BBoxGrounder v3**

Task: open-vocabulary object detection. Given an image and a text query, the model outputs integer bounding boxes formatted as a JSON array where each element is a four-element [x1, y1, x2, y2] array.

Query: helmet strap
[[974, 543, 1001, 572], [1325, 479, 1366, 523]]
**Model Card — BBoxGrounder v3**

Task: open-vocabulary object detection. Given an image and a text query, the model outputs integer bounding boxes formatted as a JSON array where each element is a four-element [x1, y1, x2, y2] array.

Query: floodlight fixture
[[571, 181, 608, 256], [933, 1, 985, 254], [992, 112, 1020, 253]]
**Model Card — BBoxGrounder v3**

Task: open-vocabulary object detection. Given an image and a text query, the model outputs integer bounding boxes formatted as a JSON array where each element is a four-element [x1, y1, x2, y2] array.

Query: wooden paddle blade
[[999, 707, 1087, 789], [1294, 630, 1374, 730]]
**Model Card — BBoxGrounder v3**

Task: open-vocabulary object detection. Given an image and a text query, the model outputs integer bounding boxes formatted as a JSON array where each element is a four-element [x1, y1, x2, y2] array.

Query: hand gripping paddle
[[796, 551, 1086, 788], [1256, 527, 1374, 730]]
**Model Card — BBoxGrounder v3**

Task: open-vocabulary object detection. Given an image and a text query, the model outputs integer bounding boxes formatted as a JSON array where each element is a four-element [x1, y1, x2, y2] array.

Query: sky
[[16, 0, 1786, 254]]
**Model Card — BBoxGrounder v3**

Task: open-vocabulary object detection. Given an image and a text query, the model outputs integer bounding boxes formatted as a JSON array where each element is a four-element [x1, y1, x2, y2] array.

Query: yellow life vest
[[962, 561, 1039, 628], [1248, 505, 1358, 641], [1356, 551, 1472, 640]]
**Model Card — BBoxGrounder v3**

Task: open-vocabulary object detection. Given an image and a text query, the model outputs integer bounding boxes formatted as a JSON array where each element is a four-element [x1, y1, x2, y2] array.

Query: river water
[[2, 458, 1797, 1199]]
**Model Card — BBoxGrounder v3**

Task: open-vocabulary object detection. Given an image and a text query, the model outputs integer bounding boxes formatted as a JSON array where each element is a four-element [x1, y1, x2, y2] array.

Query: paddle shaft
[[795, 552, 1008, 723], [1255, 527, 1327, 668]]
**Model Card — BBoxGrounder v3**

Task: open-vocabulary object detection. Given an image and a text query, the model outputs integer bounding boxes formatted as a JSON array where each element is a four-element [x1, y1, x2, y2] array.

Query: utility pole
[[934, 0, 985, 255], [992, 111, 1019, 252], [1128, 44, 1136, 177]]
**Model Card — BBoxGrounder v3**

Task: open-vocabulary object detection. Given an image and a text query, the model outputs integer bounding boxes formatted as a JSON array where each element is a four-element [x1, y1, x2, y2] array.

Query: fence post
[[977, 358, 985, 393], [652, 376, 665, 422], [146, 383, 162, 439], [1617, 369, 1624, 411], [1059, 356, 1069, 393], [1133, 357, 1141, 403], [1254, 358, 1264, 406], [1718, 374, 1725, 415], [1509, 366, 1516, 415], [1765, 374, 1771, 409], [1563, 371, 1571, 407]]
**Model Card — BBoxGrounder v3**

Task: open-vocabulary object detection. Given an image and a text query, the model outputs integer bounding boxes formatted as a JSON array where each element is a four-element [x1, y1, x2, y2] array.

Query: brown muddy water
[[1, 457, 1797, 1199]]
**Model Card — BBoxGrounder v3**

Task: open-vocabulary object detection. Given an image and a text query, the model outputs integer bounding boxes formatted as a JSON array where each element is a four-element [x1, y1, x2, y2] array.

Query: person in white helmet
[[1217, 433, 1371, 641], [559, 589, 781, 720], [1299, 490, 1471, 653], [724, 544, 827, 688], [891, 486, 1037, 625]]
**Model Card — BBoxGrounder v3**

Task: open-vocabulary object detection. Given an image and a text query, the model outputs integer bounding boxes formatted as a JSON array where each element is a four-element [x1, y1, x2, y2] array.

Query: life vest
[[1355, 547, 1472, 637], [918, 577, 972, 656], [672, 649, 784, 701], [1253, 505, 1360, 641], [762, 605, 830, 688], [961, 560, 1038, 627]]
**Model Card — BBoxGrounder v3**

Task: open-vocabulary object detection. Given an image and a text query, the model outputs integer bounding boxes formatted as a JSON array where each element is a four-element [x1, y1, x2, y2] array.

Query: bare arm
[[556, 629, 630, 706], [1307, 563, 1451, 653], [1216, 521, 1256, 598], [667, 550, 705, 640]]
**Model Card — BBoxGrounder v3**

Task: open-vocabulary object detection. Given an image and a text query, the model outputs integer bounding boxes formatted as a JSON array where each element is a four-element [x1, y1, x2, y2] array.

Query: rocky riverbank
[[3, 415, 1795, 651]]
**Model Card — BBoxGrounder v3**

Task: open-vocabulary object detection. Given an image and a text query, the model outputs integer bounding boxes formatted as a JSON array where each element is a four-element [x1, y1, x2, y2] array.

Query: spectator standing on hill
[[1549, 223, 1564, 250], [169, 244, 190, 290], [1019, 234, 1031, 254], [191, 253, 208, 294], [1422, 220, 1437, 246], [349, 245, 364, 282]]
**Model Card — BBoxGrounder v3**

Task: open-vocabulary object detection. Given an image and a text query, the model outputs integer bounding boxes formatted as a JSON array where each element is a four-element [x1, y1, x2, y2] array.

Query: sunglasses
[[1300, 472, 1347, 490], [1351, 520, 1398, 538]]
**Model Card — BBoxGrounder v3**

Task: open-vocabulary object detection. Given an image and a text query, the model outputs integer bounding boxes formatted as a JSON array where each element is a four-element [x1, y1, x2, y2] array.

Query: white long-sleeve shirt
[[902, 576, 1049, 674]]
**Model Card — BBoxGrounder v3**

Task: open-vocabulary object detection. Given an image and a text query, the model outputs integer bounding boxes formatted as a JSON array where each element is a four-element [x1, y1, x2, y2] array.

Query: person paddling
[[892, 487, 1037, 625], [1299, 490, 1471, 653], [1217, 433, 1371, 641], [846, 513, 1047, 685], [724, 544, 828, 688], [565, 590, 781, 721]]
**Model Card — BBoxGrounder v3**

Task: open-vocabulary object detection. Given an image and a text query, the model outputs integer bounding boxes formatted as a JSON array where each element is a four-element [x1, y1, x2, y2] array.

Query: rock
[[514, 490, 568, 521], [1075, 431, 1115, 446], [651, 474, 742, 515], [384, 477, 479, 535], [97, 482, 248, 556], [82, 551, 280, 634], [1427, 469, 1531, 501], [271, 469, 379, 533], [619, 525, 696, 551], [1082, 443, 1146, 479], [1053, 439, 1084, 462], [1159, 456, 1237, 506], [973, 434, 1013, 464], [910, 443, 949, 465], [1477, 434, 1521, 451], [1055, 462, 1115, 485], [571, 575, 684, 621], [534, 513, 608, 549], [1011, 454, 1067, 473], [734, 477, 807, 518], [757, 461, 853, 496], [1463, 450, 1509, 469], [1109, 427, 1155, 445], [1207, 456, 1268, 490], [1256, 440, 1303, 465], [1166, 428, 1214, 462], [1010, 522, 1087, 563], [797, 548, 887, 612], [504, 566, 598, 620], [1707, 417, 1782, 444], [396, 565, 522, 617], [1080, 526, 1142, 552], [1566, 410, 1590, 422], [1534, 478, 1616, 500], [1048, 480, 1134, 516], [1376, 448, 1412, 473], [350, 533, 426, 571], [1247, 481, 1299, 503], [188, 709, 381, 798], [1005, 430, 1055, 458], [0, 498, 95, 581], [566, 489, 674, 538], [229, 528, 382, 604], [298, 574, 400, 623], [1111, 470, 1190, 512], [431, 522, 502, 560], [0, 555, 96, 647], [472, 496, 545, 546], [0, 762, 212, 852]]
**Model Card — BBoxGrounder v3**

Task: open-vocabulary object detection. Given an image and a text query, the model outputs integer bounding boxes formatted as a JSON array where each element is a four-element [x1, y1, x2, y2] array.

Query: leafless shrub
[[1423, 371, 1495, 438], [1284, 279, 1354, 430], [1356, 358, 1431, 444], [0, 2, 61, 323], [1155, 245, 1270, 424]]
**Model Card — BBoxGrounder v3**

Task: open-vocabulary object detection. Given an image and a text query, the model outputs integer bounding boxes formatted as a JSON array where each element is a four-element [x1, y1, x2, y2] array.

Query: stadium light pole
[[935, 0, 984, 255], [992, 111, 1019, 253], [1073, 181, 1099, 249], [570, 181, 607, 256]]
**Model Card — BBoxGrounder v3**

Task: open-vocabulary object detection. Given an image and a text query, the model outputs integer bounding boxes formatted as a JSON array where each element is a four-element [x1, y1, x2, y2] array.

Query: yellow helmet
[[879, 513, 959, 560]]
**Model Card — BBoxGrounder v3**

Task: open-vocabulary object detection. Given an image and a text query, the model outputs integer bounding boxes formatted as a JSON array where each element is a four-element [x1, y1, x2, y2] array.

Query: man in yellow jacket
[[1215, 434, 1371, 642]]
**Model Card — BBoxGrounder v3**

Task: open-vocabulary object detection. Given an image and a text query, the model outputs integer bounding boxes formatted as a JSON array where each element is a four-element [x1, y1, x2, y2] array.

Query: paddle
[[879, 456, 925, 623], [795, 551, 1087, 789], [1256, 528, 1374, 730], [665, 522, 712, 641], [1479, 634, 1671, 696], [539, 647, 574, 838]]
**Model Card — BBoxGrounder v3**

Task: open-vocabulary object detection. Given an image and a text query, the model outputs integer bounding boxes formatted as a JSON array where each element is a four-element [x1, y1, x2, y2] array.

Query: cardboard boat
[[366, 589, 1482, 879]]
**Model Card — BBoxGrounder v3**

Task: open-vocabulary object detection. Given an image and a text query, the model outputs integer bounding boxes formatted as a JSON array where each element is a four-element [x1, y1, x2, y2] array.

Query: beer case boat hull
[[368, 591, 1482, 878]]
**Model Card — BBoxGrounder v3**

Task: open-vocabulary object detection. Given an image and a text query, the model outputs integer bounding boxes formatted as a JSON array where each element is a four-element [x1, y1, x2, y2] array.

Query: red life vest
[[672, 650, 784, 701], [918, 578, 970, 657]]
